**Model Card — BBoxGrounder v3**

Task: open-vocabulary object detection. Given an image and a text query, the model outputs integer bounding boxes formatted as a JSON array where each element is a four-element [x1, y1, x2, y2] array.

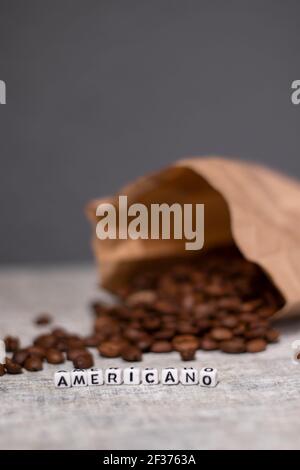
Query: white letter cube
[[71, 369, 88, 387], [142, 368, 159, 385], [54, 370, 71, 388], [180, 367, 199, 385], [161, 368, 179, 385], [199, 367, 218, 387], [105, 367, 123, 385], [123, 367, 141, 385], [87, 368, 104, 386]]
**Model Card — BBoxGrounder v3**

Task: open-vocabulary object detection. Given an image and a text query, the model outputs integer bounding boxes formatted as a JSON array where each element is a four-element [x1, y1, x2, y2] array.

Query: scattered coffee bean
[[24, 356, 43, 371], [246, 339, 267, 353], [5, 358, 22, 374], [35, 313, 52, 326], [98, 340, 124, 358], [66, 348, 88, 361], [179, 348, 196, 361], [150, 340, 173, 353], [219, 338, 246, 354], [0, 364, 6, 376], [12, 349, 29, 365], [46, 348, 65, 364], [210, 328, 233, 341], [200, 337, 218, 351], [73, 352, 94, 369], [121, 345, 142, 362], [27, 346, 46, 359], [34, 334, 57, 349], [4, 336, 20, 353], [265, 329, 280, 343]]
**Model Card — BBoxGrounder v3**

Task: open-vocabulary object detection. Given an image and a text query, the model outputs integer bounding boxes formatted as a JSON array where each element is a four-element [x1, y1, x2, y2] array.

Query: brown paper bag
[[86, 157, 300, 319]]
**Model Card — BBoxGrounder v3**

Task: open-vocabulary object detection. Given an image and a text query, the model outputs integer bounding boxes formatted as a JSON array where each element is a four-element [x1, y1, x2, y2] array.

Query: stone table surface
[[1, 265, 300, 450]]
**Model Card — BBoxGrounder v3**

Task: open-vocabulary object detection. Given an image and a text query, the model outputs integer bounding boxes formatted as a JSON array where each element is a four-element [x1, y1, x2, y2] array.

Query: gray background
[[0, 0, 299, 264]]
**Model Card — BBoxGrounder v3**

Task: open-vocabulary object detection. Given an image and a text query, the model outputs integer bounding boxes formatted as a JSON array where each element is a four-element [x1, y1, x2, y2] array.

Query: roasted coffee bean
[[73, 352, 94, 369], [219, 338, 246, 354], [0, 364, 6, 376], [135, 333, 153, 351], [232, 324, 246, 336], [121, 345, 142, 362], [83, 334, 102, 348], [153, 329, 175, 340], [52, 328, 68, 338], [35, 313, 52, 326], [27, 346, 46, 359], [46, 348, 65, 364], [244, 327, 267, 340], [179, 348, 196, 361], [200, 337, 219, 351], [5, 358, 22, 374], [65, 337, 85, 350], [12, 349, 29, 366], [210, 327, 233, 341], [98, 340, 124, 358], [172, 335, 199, 352], [220, 315, 239, 329], [150, 341, 173, 353], [34, 334, 57, 349], [24, 356, 43, 371], [4, 336, 20, 352], [126, 290, 156, 306], [143, 316, 161, 331], [67, 348, 88, 361], [177, 321, 198, 335], [246, 339, 267, 353], [265, 329, 280, 343]]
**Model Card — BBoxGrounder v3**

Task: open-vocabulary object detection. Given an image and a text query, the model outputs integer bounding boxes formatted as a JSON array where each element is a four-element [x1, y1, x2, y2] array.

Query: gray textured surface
[[1, 265, 300, 450]]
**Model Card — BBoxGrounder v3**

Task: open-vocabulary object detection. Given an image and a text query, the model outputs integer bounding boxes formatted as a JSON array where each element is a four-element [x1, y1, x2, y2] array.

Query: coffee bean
[[0, 364, 6, 376], [220, 315, 239, 329], [153, 329, 175, 340], [219, 338, 246, 353], [4, 336, 20, 352], [65, 337, 85, 350], [210, 328, 233, 341], [27, 346, 46, 359], [12, 349, 29, 366], [150, 341, 173, 353], [83, 334, 102, 348], [172, 335, 199, 352], [200, 337, 219, 351], [121, 345, 142, 362], [46, 348, 65, 364], [265, 329, 280, 343], [5, 358, 22, 374], [246, 339, 267, 353], [73, 352, 94, 369], [126, 290, 156, 306], [35, 313, 52, 326], [244, 327, 267, 339], [98, 340, 124, 358], [179, 348, 196, 361], [67, 348, 88, 361], [34, 334, 57, 349], [24, 356, 43, 371], [52, 328, 68, 338]]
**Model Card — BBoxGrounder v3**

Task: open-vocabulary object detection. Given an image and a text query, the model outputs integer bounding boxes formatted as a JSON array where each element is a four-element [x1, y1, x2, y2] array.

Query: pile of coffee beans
[[0, 247, 284, 376], [91, 247, 283, 360]]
